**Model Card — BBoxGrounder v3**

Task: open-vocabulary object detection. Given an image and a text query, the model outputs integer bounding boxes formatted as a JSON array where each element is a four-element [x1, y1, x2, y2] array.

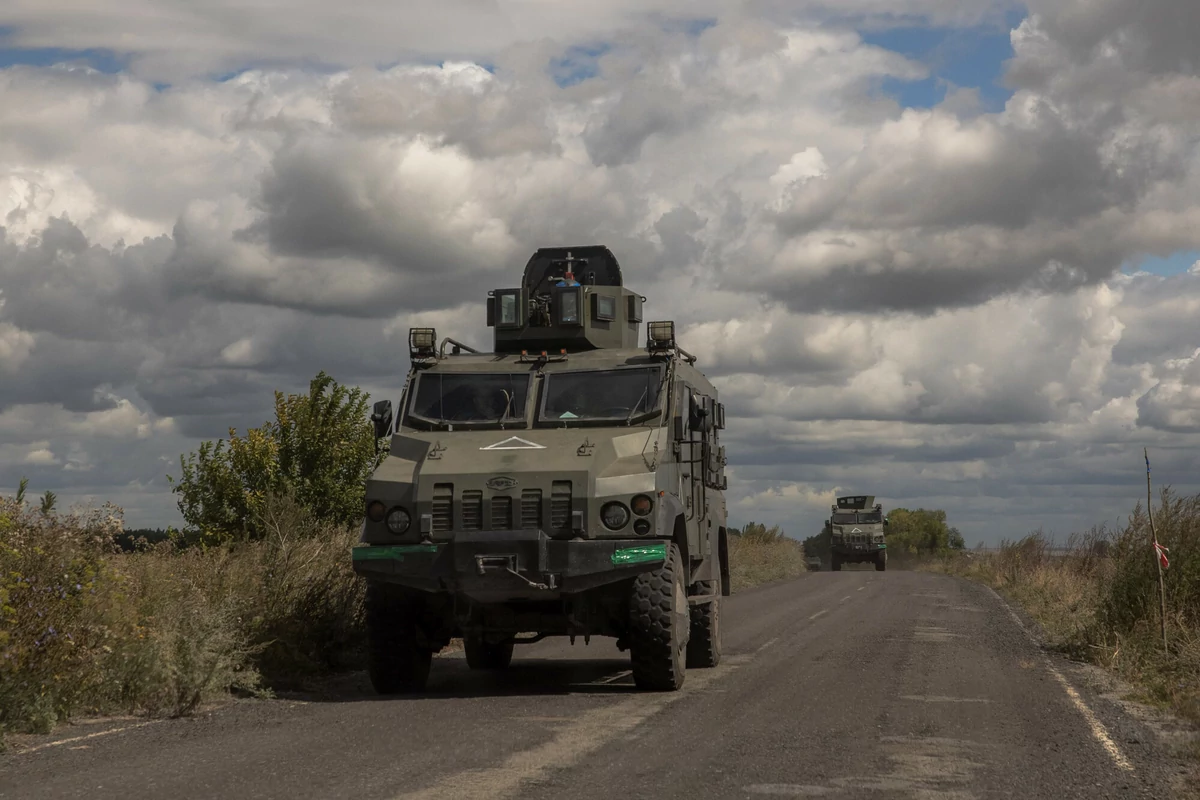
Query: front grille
[[432, 484, 453, 532], [462, 490, 482, 530], [491, 496, 513, 529], [550, 481, 572, 529], [521, 489, 542, 529], [428, 484, 566, 532]]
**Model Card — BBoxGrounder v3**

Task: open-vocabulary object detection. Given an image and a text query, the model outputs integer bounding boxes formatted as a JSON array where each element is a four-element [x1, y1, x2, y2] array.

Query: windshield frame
[[403, 370, 535, 430], [535, 364, 667, 427]]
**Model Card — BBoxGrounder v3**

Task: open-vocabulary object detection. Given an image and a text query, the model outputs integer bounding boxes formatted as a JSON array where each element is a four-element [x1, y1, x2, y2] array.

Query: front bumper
[[352, 530, 668, 601], [832, 543, 887, 559]]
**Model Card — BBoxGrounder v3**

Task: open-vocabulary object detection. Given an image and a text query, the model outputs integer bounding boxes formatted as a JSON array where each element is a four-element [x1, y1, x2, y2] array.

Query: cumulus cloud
[[1, 1, 1200, 542]]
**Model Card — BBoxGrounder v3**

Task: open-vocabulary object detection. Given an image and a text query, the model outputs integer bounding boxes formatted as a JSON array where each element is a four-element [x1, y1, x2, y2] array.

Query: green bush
[[168, 371, 386, 543]]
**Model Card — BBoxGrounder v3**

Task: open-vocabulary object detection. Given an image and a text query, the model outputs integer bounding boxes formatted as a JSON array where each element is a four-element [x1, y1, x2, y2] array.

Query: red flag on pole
[[1154, 541, 1169, 570]]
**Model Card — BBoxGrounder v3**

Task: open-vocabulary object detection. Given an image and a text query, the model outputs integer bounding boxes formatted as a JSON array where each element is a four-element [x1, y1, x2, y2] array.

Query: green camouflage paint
[[352, 544, 439, 561], [611, 543, 667, 566]]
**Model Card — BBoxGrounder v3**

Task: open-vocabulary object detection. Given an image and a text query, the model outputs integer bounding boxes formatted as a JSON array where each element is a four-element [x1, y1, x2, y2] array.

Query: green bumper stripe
[[353, 544, 438, 561], [611, 543, 667, 566]]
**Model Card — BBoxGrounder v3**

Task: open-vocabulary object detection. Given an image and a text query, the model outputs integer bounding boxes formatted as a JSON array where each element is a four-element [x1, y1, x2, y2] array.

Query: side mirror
[[824, 519, 830, 528], [370, 399, 393, 444], [689, 396, 710, 432]]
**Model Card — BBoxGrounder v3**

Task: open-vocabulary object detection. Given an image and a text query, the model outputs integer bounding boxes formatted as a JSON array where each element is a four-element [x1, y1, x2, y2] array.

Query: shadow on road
[[276, 656, 641, 704]]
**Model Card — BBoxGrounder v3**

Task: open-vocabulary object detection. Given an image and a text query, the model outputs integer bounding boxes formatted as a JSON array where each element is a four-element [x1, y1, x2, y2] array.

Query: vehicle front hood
[[364, 425, 672, 542]]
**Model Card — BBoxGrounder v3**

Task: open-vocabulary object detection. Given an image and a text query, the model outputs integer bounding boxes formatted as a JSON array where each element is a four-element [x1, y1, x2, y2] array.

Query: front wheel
[[831, 554, 842, 571], [875, 551, 887, 572], [464, 636, 514, 670], [365, 583, 433, 694], [629, 543, 689, 690]]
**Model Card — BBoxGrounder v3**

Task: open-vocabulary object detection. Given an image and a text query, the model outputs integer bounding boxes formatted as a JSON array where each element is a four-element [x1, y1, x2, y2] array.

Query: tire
[[365, 582, 433, 694], [831, 554, 842, 572], [629, 542, 689, 690], [875, 551, 887, 572], [686, 580, 721, 669], [464, 636, 514, 670]]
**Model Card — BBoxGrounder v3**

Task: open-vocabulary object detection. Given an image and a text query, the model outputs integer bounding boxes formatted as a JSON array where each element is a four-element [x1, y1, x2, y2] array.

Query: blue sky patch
[[1123, 250, 1200, 276], [0, 26, 129, 73], [550, 43, 611, 88], [863, 10, 1023, 112]]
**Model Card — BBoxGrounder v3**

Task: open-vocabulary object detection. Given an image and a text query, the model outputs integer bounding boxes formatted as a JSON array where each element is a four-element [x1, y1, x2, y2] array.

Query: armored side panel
[[487, 245, 643, 353], [836, 495, 875, 510]]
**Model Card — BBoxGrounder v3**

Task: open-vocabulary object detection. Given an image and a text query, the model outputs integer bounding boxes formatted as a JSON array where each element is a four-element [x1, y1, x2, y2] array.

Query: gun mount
[[486, 245, 645, 354]]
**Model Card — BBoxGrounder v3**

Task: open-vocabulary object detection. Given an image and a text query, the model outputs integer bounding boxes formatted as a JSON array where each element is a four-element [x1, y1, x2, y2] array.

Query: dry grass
[[728, 525, 808, 593], [0, 494, 363, 746], [1, 492, 805, 746], [929, 488, 1200, 726]]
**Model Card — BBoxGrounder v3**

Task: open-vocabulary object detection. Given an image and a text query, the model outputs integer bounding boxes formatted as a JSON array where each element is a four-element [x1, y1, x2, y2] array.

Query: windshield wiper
[[625, 386, 649, 426], [499, 389, 514, 429]]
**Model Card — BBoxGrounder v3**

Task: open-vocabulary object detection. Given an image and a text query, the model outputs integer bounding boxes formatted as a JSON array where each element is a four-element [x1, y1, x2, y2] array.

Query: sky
[[2, 0, 1200, 546]]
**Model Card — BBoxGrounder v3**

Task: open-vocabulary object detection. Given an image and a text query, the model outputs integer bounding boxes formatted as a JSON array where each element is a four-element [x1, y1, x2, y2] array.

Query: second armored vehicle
[[351, 246, 730, 692], [825, 495, 888, 571]]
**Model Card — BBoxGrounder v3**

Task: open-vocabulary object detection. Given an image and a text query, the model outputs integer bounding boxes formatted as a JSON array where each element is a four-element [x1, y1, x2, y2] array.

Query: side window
[[680, 385, 693, 437]]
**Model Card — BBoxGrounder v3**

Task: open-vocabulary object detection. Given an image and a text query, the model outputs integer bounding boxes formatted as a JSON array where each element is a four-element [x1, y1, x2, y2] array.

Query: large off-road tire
[[464, 636, 514, 670], [831, 553, 842, 572], [686, 580, 721, 669], [875, 551, 887, 572], [365, 582, 433, 694], [629, 542, 689, 690]]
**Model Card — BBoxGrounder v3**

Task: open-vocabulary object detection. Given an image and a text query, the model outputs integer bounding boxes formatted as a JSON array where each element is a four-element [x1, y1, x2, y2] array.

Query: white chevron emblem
[[480, 436, 546, 450]]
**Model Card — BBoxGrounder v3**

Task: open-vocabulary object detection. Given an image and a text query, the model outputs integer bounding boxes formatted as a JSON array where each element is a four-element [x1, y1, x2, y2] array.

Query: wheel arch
[[672, 513, 691, 583], [718, 526, 731, 596]]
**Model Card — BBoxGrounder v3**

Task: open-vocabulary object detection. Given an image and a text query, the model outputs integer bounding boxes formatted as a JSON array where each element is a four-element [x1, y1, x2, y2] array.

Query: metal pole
[[1144, 448, 1168, 652]]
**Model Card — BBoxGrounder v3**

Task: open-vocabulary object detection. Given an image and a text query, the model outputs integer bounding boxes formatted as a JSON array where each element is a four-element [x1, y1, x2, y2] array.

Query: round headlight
[[366, 500, 386, 522], [633, 519, 651, 536], [600, 502, 630, 531], [386, 506, 411, 534], [631, 494, 653, 517]]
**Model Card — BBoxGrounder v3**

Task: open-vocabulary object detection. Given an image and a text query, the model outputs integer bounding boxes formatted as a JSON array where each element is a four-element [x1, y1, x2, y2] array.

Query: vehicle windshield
[[540, 366, 662, 423], [832, 511, 882, 525], [408, 373, 529, 425]]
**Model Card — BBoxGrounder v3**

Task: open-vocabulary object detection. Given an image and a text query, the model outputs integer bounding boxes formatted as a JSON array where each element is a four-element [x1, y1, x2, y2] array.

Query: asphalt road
[[3, 570, 1193, 799]]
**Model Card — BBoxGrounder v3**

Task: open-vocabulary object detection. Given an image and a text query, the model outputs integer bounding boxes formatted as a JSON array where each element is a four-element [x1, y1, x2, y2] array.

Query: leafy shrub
[[168, 371, 386, 543]]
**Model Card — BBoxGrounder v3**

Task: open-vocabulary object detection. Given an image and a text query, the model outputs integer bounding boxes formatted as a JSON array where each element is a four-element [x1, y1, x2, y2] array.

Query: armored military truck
[[351, 245, 730, 693], [824, 495, 888, 571]]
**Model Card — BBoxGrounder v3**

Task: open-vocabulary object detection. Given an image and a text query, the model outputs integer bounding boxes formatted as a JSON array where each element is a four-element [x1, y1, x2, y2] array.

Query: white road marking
[[746, 785, 836, 796], [985, 586, 1135, 773], [840, 595, 852, 603], [808, 610, 829, 621], [395, 656, 751, 799], [12, 721, 162, 754], [899, 695, 993, 703], [757, 637, 780, 652], [1047, 662, 1135, 772], [593, 670, 632, 685], [857, 586, 865, 591]]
